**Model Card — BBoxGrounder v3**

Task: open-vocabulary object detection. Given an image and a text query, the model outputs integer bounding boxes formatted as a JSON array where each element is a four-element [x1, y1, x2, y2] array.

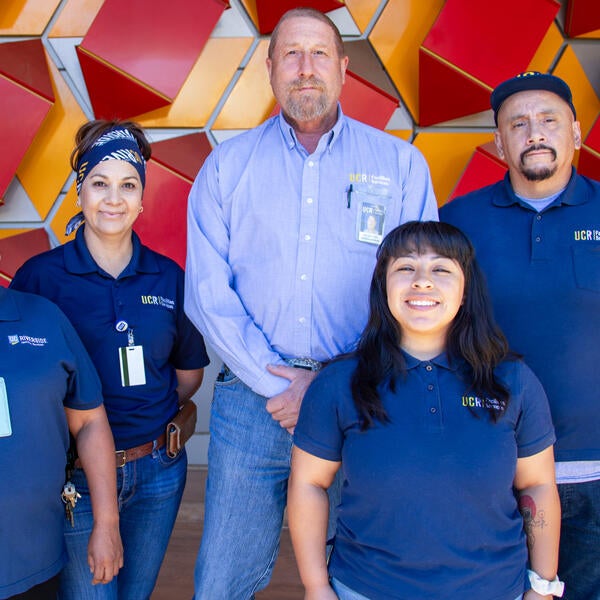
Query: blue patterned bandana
[[75, 128, 146, 194]]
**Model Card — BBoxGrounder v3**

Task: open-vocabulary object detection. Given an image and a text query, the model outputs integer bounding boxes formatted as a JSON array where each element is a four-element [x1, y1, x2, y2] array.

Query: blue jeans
[[194, 372, 339, 600], [331, 578, 523, 600], [58, 444, 187, 600], [558, 479, 600, 600], [330, 577, 370, 599]]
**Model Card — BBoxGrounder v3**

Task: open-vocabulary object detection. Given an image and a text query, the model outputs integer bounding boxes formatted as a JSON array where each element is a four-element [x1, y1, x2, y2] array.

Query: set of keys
[[61, 481, 81, 527]]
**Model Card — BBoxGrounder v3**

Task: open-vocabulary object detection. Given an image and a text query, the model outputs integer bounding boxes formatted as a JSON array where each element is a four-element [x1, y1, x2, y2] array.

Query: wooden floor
[[153, 466, 303, 599]]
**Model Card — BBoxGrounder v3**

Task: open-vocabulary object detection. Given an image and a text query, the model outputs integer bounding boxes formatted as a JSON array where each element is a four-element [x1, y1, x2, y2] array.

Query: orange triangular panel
[[419, 50, 491, 126], [0, 39, 54, 102], [77, 47, 170, 119], [565, 0, 600, 36], [255, 0, 344, 34], [151, 133, 213, 182], [0, 229, 51, 278]]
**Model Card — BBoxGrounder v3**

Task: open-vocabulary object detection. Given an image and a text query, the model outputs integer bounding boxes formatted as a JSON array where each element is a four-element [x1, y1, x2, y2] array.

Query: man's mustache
[[289, 77, 325, 91], [521, 144, 557, 163]]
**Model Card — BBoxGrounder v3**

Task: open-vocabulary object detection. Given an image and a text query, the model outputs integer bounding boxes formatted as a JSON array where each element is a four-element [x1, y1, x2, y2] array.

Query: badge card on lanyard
[[118, 327, 146, 387], [0, 377, 12, 437]]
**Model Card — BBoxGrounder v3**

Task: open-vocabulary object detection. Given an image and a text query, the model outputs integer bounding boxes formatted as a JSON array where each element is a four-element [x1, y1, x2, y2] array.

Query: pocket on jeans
[[214, 366, 240, 387], [572, 244, 600, 292]]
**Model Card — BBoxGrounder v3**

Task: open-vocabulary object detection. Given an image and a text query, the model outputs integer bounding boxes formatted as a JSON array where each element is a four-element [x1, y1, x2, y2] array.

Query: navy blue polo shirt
[[295, 354, 555, 600], [0, 288, 102, 597], [11, 227, 209, 449], [440, 170, 600, 462]]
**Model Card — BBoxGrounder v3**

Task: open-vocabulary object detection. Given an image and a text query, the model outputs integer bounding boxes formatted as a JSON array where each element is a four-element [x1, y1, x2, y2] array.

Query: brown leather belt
[[75, 433, 166, 469]]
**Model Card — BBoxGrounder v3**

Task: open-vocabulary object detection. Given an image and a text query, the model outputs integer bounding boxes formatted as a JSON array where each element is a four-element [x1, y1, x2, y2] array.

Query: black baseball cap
[[491, 71, 576, 125]]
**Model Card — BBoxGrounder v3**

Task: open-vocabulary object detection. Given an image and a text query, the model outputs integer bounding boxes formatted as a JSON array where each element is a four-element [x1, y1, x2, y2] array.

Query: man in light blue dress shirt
[[185, 8, 438, 598]]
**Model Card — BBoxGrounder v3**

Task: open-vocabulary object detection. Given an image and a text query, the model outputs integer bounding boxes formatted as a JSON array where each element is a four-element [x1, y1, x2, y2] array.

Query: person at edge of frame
[[0, 286, 121, 599], [441, 70, 600, 600]]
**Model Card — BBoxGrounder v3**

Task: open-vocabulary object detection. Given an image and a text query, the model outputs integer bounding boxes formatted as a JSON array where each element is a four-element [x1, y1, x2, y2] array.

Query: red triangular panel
[[133, 162, 191, 269], [0, 229, 51, 279], [447, 148, 507, 202], [0, 39, 54, 102], [77, 47, 170, 120], [151, 133, 213, 182], [419, 50, 491, 126], [0, 76, 52, 198], [423, 0, 559, 87], [579, 115, 600, 179], [565, 0, 600, 37], [340, 71, 399, 130], [255, 0, 344, 34], [81, 0, 228, 99]]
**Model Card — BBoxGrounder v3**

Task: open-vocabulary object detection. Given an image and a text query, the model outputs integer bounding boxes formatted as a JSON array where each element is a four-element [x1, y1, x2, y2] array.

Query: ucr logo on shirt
[[140, 295, 175, 310], [573, 229, 600, 241], [461, 395, 502, 411]]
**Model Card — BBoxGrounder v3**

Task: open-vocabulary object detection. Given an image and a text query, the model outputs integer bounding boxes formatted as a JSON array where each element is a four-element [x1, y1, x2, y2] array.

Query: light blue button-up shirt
[[185, 108, 438, 397]]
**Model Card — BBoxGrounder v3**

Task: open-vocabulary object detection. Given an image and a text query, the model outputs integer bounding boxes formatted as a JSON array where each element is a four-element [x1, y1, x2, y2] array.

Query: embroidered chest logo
[[573, 229, 600, 241], [461, 395, 502, 411], [140, 295, 175, 310], [8, 334, 48, 347]]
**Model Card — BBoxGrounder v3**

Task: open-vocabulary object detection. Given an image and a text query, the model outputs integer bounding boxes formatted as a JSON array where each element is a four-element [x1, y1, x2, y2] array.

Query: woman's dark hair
[[352, 220, 512, 429], [70, 119, 151, 171]]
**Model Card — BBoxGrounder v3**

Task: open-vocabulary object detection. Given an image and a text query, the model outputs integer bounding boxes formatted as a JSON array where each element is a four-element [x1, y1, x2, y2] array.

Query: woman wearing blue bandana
[[11, 120, 210, 600]]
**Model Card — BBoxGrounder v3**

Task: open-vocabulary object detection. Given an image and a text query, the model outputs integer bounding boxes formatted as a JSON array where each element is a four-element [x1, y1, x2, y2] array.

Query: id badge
[[119, 345, 146, 386], [0, 377, 12, 437], [356, 201, 386, 245]]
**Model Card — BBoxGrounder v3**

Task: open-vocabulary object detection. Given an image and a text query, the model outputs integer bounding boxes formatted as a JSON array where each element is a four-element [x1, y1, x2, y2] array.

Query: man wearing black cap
[[441, 72, 600, 600]]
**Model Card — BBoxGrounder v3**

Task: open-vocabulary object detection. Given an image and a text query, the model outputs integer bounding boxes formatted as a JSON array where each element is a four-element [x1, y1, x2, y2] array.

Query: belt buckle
[[286, 357, 322, 371], [115, 450, 127, 468]]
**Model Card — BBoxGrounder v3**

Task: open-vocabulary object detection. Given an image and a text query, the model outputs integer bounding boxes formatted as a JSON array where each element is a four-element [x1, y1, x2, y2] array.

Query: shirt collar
[[0, 288, 21, 322], [402, 350, 458, 372], [64, 225, 160, 277], [494, 167, 586, 210], [277, 103, 345, 153]]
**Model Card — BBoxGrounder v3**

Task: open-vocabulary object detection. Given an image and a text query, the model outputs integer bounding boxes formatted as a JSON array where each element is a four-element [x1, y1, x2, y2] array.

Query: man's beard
[[520, 144, 558, 182], [284, 77, 329, 122]]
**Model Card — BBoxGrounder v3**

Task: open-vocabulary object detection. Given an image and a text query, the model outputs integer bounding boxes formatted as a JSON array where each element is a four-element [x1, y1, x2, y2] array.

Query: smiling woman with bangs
[[288, 220, 563, 600]]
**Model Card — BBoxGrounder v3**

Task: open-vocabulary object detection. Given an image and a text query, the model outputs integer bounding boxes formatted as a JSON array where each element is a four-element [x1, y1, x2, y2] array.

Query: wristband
[[527, 569, 564, 597]]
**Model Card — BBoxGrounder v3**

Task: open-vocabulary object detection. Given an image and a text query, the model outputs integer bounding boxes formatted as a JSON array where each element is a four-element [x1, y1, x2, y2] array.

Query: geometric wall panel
[[244, 0, 345, 34], [137, 38, 253, 128], [0, 39, 55, 200], [0, 228, 51, 282], [445, 142, 508, 203], [133, 161, 192, 270], [564, 0, 600, 37], [79, 0, 227, 118], [579, 115, 600, 178], [420, 0, 560, 125], [0, 0, 61, 36], [414, 133, 497, 206], [369, 0, 445, 122]]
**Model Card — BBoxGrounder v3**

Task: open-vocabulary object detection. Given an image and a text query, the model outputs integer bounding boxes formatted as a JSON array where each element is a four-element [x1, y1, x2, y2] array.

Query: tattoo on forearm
[[519, 494, 547, 549]]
